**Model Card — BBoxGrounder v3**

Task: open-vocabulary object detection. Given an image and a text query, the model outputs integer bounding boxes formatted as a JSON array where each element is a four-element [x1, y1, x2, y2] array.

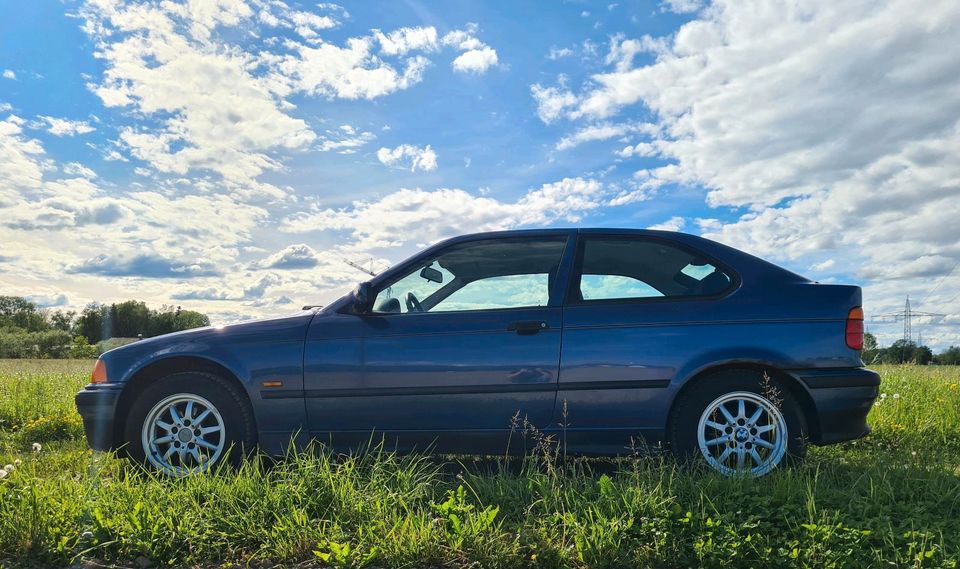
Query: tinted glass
[[573, 237, 732, 301], [373, 237, 566, 313]]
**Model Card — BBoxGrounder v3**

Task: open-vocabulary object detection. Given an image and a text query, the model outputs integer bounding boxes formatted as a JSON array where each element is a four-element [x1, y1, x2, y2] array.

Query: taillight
[[91, 359, 108, 384], [845, 307, 864, 350]]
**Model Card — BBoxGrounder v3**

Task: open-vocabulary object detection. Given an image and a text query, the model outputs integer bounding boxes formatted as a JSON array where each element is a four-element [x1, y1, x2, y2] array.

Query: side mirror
[[352, 282, 373, 314]]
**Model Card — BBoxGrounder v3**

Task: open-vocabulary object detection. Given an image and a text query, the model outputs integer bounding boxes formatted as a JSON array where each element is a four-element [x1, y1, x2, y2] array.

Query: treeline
[[0, 296, 209, 359], [862, 333, 960, 365]]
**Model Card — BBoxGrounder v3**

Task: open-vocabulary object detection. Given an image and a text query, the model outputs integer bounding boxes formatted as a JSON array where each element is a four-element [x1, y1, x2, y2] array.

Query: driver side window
[[371, 237, 567, 314], [373, 261, 452, 314]]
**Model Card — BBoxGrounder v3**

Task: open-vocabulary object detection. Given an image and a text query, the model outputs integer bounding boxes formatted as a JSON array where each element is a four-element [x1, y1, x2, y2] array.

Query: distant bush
[[68, 336, 100, 359], [0, 329, 72, 359]]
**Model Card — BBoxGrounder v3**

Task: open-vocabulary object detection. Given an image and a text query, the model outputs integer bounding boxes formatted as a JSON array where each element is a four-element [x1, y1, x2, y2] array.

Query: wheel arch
[[666, 362, 820, 443], [113, 356, 256, 448]]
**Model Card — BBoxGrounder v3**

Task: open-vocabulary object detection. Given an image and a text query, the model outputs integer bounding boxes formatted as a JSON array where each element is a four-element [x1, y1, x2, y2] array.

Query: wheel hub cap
[[696, 391, 788, 477], [141, 393, 226, 477]]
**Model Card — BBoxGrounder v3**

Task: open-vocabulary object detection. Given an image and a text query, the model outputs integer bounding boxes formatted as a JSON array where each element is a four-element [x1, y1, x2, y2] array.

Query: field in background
[[0, 360, 958, 568]]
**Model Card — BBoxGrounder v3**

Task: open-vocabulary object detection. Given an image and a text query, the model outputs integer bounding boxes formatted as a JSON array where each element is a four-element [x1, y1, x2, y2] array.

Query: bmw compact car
[[76, 229, 879, 477]]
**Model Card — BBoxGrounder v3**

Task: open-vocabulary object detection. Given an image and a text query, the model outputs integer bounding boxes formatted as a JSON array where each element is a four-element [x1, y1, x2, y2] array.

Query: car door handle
[[508, 320, 549, 335]]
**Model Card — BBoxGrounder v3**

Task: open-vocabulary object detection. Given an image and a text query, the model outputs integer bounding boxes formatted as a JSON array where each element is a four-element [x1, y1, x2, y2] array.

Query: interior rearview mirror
[[353, 281, 373, 314], [420, 266, 443, 284]]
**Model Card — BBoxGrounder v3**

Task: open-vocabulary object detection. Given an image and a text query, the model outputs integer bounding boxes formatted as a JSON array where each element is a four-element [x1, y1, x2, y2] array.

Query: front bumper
[[75, 384, 123, 451], [790, 368, 880, 445]]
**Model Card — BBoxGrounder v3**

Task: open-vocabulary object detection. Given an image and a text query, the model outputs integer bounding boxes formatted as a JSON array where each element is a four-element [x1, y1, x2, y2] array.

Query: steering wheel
[[404, 292, 424, 313]]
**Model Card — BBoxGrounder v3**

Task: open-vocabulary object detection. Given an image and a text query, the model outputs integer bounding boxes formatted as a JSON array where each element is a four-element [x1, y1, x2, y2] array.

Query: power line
[[919, 258, 960, 306]]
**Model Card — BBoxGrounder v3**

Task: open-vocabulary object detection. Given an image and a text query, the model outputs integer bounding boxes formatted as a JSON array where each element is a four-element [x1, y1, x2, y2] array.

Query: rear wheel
[[668, 369, 806, 477], [123, 372, 256, 477]]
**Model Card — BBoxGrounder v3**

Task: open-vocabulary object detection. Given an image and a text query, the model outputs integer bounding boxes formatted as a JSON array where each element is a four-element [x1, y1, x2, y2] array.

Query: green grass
[[1, 360, 959, 568]]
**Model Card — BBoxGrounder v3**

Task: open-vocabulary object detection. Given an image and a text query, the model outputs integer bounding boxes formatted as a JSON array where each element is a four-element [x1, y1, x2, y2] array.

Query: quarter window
[[573, 237, 733, 302]]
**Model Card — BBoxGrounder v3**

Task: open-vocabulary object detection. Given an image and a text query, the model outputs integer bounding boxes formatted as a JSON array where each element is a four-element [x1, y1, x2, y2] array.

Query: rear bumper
[[75, 384, 122, 451], [790, 368, 880, 445]]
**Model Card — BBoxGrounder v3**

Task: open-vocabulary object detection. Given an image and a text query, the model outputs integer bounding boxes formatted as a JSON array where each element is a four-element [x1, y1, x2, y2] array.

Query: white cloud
[[556, 122, 657, 150], [0, 115, 46, 205], [452, 47, 499, 74], [647, 216, 685, 232], [2, 70, 16, 80], [661, 0, 703, 13], [546, 0, 960, 347], [317, 125, 376, 153], [547, 46, 574, 60], [255, 244, 323, 269], [37, 116, 96, 137], [79, 3, 499, 198], [531, 84, 578, 124], [279, 177, 604, 250], [376, 26, 439, 55], [376, 144, 438, 172]]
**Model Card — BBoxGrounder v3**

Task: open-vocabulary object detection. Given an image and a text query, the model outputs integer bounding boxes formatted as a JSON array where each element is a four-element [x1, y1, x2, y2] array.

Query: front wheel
[[668, 369, 806, 477], [123, 372, 256, 476]]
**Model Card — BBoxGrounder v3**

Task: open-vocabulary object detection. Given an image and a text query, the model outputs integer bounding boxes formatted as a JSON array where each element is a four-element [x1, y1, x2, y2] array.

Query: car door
[[556, 232, 737, 451], [304, 233, 575, 453]]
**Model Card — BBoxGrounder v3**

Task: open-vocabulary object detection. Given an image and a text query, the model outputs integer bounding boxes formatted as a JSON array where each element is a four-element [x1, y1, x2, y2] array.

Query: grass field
[[0, 360, 958, 568]]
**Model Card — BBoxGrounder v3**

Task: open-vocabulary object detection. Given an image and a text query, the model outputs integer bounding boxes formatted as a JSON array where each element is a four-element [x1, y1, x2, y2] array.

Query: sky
[[1, 0, 959, 349]]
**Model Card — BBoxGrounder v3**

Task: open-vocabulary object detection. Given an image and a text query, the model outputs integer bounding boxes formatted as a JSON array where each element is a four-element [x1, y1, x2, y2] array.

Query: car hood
[[98, 309, 319, 382]]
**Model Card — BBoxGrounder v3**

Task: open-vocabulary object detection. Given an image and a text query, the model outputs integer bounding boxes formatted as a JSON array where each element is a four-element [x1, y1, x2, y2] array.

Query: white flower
[[13, 459, 21, 467], [2, 464, 12, 473], [0, 469, 7, 480], [31, 443, 42, 453], [893, 393, 901, 400], [880, 393, 887, 399]]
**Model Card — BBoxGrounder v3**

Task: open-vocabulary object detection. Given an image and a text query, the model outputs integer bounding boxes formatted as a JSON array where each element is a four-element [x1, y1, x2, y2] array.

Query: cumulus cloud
[[556, 122, 657, 150], [452, 47, 498, 74], [279, 177, 604, 249], [317, 125, 376, 153], [647, 216, 686, 232], [531, 84, 578, 124], [0, 115, 45, 205], [2, 70, 15, 80], [37, 116, 96, 137], [376, 144, 438, 172], [256, 244, 322, 269], [79, 2, 498, 197], [68, 253, 221, 278], [545, 0, 960, 346]]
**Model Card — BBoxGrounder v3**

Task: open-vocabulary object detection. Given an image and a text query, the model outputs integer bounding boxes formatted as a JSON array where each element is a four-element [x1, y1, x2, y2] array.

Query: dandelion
[[911, 451, 917, 458], [31, 442, 42, 453], [880, 393, 887, 399], [3, 464, 12, 473], [0, 469, 7, 480], [13, 459, 21, 467], [893, 393, 901, 400]]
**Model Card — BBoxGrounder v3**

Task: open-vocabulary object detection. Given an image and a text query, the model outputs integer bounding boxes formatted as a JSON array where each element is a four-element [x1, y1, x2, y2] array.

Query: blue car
[[76, 229, 879, 477]]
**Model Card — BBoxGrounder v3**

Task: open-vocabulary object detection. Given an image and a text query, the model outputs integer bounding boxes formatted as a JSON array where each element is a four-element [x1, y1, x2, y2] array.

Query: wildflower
[[31, 443, 42, 453], [3, 464, 12, 473], [0, 469, 6, 480], [13, 459, 21, 467], [880, 393, 887, 399], [911, 451, 917, 458], [893, 393, 901, 400]]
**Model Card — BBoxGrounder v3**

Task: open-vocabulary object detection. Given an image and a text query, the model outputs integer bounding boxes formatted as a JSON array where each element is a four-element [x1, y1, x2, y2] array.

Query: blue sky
[[1, 0, 959, 349]]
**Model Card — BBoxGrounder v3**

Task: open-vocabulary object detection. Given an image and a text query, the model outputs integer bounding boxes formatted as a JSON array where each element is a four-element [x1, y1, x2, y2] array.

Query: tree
[[0, 296, 47, 332], [935, 346, 960, 365], [48, 310, 76, 333]]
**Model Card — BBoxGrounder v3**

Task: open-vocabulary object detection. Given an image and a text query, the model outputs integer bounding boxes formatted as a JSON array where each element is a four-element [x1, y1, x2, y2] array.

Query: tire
[[668, 369, 806, 477], [123, 372, 256, 476]]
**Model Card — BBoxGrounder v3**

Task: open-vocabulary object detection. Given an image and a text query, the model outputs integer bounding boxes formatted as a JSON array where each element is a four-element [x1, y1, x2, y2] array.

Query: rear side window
[[572, 237, 734, 302]]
